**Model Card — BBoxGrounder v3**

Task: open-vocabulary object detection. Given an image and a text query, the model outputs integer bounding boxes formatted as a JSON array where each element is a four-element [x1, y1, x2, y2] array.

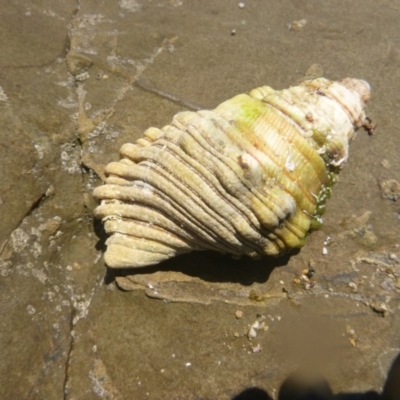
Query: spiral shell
[[93, 77, 371, 268]]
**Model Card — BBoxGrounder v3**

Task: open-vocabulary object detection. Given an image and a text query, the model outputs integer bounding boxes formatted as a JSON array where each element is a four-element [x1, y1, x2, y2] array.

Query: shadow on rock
[[233, 387, 272, 400], [106, 249, 297, 286], [93, 217, 108, 253], [381, 351, 400, 400], [232, 350, 400, 400], [233, 381, 379, 400]]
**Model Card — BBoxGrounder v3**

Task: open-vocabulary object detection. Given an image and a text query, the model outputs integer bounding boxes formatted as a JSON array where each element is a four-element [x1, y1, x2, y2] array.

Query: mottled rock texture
[[1, 1, 400, 399]]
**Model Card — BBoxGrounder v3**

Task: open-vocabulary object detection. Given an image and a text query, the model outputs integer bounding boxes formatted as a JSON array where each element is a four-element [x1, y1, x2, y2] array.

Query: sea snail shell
[[93, 77, 372, 268]]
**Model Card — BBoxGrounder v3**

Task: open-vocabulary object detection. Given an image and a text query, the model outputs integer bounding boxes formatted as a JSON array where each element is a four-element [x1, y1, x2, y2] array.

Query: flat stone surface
[[1, 1, 400, 399]]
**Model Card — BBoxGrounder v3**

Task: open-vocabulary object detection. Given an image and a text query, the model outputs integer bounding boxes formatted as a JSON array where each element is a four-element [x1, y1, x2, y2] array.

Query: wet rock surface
[[1, 1, 400, 399]]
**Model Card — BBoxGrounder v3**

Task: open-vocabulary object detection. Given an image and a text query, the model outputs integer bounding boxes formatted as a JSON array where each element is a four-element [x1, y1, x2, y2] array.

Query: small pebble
[[247, 319, 267, 339], [251, 344, 262, 353], [248, 326, 258, 339], [26, 305, 36, 315], [370, 302, 388, 317], [288, 19, 307, 31], [107, 282, 116, 291], [238, 2, 245, 8], [349, 282, 357, 290], [235, 310, 243, 319], [300, 274, 309, 283]]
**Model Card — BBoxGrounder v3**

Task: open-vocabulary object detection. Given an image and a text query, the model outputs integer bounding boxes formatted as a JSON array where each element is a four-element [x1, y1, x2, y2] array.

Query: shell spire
[[93, 77, 371, 268]]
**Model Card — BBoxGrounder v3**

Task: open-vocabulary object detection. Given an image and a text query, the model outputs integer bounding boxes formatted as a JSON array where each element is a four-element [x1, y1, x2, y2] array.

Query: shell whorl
[[93, 77, 370, 268]]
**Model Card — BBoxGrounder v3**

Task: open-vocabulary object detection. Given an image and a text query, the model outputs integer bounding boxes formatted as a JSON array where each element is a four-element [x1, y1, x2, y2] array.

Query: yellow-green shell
[[93, 77, 370, 268]]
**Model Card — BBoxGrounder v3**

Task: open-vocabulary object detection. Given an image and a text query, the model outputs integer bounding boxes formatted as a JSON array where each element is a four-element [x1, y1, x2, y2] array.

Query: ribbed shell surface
[[93, 77, 370, 268]]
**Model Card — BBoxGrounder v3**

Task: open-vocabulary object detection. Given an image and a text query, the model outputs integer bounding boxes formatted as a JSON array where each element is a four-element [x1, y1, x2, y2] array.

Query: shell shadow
[[104, 249, 297, 286]]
